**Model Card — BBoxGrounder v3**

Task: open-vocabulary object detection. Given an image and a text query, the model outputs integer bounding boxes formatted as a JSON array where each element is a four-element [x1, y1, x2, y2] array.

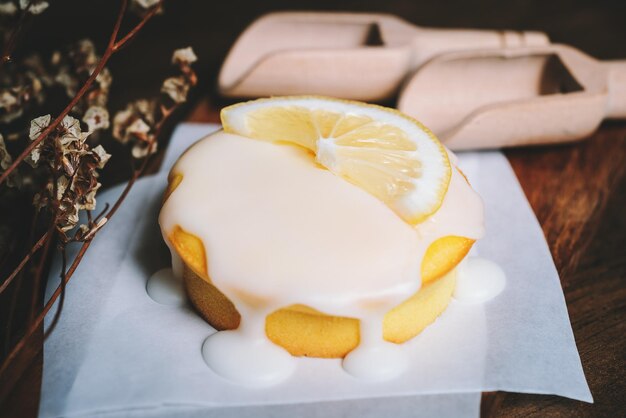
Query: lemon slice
[[221, 96, 451, 224]]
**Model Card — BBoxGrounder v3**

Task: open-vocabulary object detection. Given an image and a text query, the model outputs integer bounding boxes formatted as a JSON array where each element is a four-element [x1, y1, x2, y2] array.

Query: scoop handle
[[410, 28, 549, 68], [604, 60, 626, 118]]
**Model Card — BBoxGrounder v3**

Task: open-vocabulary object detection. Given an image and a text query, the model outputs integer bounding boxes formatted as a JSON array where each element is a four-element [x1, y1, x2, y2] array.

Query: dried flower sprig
[[0, 0, 198, 403], [0, 0, 163, 187], [113, 46, 197, 158], [27, 114, 111, 233], [0, 0, 50, 70]]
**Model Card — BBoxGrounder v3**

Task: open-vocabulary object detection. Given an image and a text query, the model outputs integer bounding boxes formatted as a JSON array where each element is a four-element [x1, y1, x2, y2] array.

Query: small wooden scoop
[[398, 44, 626, 149], [218, 11, 549, 101]]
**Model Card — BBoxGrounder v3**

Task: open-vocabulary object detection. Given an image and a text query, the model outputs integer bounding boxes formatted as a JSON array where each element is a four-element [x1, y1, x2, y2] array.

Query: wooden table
[[1, 1, 625, 417]]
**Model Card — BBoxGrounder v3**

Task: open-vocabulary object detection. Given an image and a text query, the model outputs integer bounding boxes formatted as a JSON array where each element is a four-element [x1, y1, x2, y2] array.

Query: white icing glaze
[[342, 315, 409, 380], [202, 304, 295, 386], [158, 130, 485, 384], [454, 257, 506, 303], [146, 268, 186, 306], [170, 250, 184, 280]]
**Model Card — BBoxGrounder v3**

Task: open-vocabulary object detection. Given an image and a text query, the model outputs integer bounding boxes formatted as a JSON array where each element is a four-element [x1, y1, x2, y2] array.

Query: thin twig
[[29, 227, 54, 323], [113, 2, 163, 52], [0, 0, 164, 282], [0, 0, 167, 388], [0, 230, 51, 295], [0, 212, 33, 355], [0, 144, 150, 376], [0, 238, 92, 378], [1, 205, 39, 355], [44, 245, 67, 339], [0, 88, 184, 373], [0, 0, 33, 66], [105, 121, 171, 220]]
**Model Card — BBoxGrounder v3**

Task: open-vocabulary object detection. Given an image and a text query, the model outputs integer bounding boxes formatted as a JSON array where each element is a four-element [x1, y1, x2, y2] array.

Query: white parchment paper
[[39, 123, 591, 418]]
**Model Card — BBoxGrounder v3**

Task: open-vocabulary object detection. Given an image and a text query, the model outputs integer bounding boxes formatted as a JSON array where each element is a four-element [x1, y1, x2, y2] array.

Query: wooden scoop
[[398, 44, 626, 149], [218, 11, 549, 101]]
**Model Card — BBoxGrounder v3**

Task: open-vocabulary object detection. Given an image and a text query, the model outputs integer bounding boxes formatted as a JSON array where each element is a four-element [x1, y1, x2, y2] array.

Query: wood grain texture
[[479, 124, 626, 417]]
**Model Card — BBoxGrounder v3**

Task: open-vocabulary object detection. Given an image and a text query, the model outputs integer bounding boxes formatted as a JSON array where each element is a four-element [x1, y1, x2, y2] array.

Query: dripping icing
[[146, 268, 186, 307], [158, 131, 485, 383], [454, 257, 506, 303]]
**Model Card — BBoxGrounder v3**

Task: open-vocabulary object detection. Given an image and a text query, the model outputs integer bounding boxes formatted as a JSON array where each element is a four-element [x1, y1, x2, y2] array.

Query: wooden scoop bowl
[[218, 11, 549, 101], [398, 44, 626, 149]]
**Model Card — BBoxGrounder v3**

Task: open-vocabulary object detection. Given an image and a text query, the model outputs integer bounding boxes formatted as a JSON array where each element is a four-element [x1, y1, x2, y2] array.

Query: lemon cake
[[158, 96, 484, 381]]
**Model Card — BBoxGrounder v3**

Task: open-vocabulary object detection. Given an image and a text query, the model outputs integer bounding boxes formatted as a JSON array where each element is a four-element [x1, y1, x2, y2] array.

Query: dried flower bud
[[72, 39, 98, 71], [112, 108, 134, 143], [55, 175, 70, 200], [96, 68, 112, 91], [0, 2, 18, 15], [74, 223, 91, 241], [133, 0, 160, 8], [50, 39, 110, 111], [83, 106, 110, 133], [57, 202, 79, 232], [76, 182, 100, 211], [27, 114, 51, 166], [92, 145, 111, 169], [0, 135, 19, 188], [58, 115, 84, 145], [0, 135, 11, 170], [55, 69, 78, 98], [50, 51, 61, 65], [131, 141, 157, 159], [0, 91, 17, 108], [113, 100, 158, 159], [19, 0, 48, 15], [161, 76, 190, 104], [0, 90, 23, 123], [134, 100, 155, 123], [127, 118, 151, 137], [29, 114, 51, 140], [172, 47, 197, 66], [130, 0, 162, 17], [112, 99, 156, 146]]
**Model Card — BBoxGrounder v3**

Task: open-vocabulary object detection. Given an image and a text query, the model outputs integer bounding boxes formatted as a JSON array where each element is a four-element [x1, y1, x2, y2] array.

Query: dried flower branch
[[26, 114, 111, 234], [0, 59, 193, 381], [0, 0, 163, 187], [113, 46, 197, 158], [0, 0, 191, 403], [0, 0, 49, 69]]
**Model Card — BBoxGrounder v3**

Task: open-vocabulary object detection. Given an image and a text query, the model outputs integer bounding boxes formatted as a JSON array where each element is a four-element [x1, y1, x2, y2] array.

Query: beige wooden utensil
[[398, 44, 626, 150], [218, 11, 549, 101]]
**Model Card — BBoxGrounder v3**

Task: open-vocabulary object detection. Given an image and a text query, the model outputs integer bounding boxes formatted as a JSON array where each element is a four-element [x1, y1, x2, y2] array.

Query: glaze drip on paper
[[454, 257, 506, 303], [146, 268, 186, 307], [159, 131, 485, 384]]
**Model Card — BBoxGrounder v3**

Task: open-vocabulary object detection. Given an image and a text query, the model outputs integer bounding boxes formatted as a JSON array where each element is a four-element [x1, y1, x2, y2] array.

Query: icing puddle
[[454, 258, 506, 303], [146, 268, 185, 307], [201, 307, 296, 386], [146, 256, 504, 385], [151, 131, 503, 386]]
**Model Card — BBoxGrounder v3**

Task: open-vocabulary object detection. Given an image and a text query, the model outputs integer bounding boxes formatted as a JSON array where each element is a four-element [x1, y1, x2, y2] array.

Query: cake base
[[183, 262, 456, 358]]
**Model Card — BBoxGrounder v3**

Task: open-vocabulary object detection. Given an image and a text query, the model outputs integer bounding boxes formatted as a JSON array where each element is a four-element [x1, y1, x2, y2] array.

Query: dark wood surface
[[1, 1, 625, 417]]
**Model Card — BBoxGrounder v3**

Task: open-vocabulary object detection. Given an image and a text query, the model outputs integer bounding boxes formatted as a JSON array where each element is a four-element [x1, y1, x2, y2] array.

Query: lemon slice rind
[[221, 96, 451, 224]]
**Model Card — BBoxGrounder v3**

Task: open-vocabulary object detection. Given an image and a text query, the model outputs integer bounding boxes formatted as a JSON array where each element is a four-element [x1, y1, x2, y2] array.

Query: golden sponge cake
[[165, 189, 473, 358]]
